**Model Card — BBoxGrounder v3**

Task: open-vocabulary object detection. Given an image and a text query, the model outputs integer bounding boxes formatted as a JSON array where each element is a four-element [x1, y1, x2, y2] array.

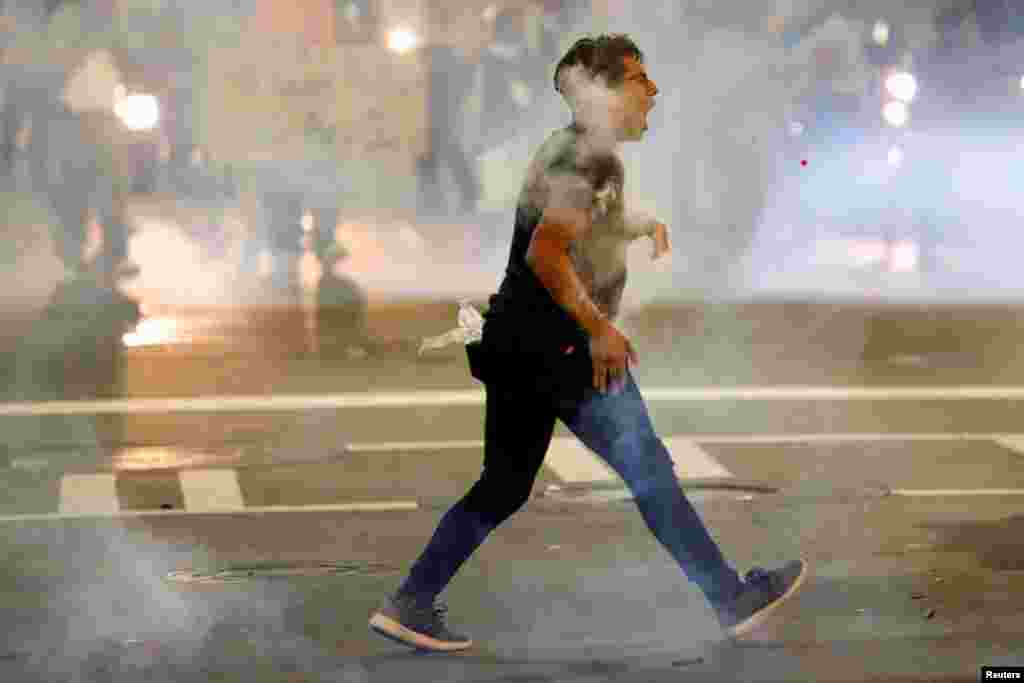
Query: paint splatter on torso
[[489, 126, 644, 344]]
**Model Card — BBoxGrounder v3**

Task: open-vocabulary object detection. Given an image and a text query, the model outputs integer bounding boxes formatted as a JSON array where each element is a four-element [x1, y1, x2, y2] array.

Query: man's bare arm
[[622, 209, 657, 239], [525, 206, 609, 337]]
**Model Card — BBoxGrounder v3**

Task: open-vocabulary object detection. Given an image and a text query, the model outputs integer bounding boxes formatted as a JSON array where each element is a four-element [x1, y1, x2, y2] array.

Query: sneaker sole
[[726, 559, 809, 639], [368, 613, 473, 653]]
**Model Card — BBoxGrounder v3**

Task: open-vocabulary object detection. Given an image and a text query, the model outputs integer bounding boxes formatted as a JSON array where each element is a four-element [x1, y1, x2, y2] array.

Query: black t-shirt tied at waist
[[466, 309, 590, 400]]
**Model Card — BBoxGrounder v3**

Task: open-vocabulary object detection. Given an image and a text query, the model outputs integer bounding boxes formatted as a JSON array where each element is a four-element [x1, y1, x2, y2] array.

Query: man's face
[[614, 55, 658, 141]]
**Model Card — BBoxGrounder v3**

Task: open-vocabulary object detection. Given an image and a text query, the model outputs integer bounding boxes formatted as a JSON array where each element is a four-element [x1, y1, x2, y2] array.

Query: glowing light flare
[[885, 71, 918, 103], [386, 27, 419, 53], [883, 100, 909, 127], [872, 20, 890, 46], [114, 93, 160, 131], [123, 317, 180, 347]]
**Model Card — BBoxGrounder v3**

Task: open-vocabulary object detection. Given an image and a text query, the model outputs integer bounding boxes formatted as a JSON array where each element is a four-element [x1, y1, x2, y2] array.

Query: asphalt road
[[1, 297, 1024, 681]]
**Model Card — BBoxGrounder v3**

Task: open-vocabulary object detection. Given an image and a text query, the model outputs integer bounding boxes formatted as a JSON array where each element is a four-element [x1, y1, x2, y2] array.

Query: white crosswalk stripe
[[9, 385, 1024, 416], [543, 436, 733, 483], [179, 469, 245, 512], [58, 474, 119, 514], [992, 436, 1024, 457], [12, 431, 1024, 523], [663, 437, 733, 479], [0, 502, 419, 523], [543, 438, 616, 483]]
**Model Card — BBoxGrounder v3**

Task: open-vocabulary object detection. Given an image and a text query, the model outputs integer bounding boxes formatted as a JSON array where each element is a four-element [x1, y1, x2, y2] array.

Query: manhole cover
[[165, 560, 398, 585]]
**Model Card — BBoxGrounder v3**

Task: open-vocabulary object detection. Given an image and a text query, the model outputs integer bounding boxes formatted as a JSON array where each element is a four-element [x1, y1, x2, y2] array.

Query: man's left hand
[[650, 222, 671, 260]]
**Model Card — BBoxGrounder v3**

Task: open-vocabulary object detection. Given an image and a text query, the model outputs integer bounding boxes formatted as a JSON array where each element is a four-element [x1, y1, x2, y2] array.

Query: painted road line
[[344, 433, 1024, 452], [992, 436, 1024, 456], [663, 437, 733, 479], [13, 386, 1024, 416], [690, 433, 1024, 444], [347, 440, 484, 453], [0, 392, 483, 416], [179, 469, 245, 513], [58, 474, 119, 515], [544, 438, 616, 483], [893, 489, 1024, 497], [537, 437, 732, 484], [0, 501, 419, 524]]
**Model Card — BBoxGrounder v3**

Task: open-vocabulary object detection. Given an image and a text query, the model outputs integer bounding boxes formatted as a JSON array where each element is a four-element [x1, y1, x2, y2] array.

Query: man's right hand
[[589, 320, 639, 394]]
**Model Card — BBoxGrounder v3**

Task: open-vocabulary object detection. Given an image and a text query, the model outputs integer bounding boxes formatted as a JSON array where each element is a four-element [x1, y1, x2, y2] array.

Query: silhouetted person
[[975, 0, 1021, 47], [315, 242, 367, 356], [417, 6, 481, 219], [478, 7, 536, 153]]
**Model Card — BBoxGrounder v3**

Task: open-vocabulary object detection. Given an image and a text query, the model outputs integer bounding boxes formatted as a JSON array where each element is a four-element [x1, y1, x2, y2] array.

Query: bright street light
[[386, 27, 419, 53], [123, 317, 178, 348], [114, 93, 160, 131], [883, 100, 909, 127], [872, 20, 890, 46], [885, 71, 917, 102]]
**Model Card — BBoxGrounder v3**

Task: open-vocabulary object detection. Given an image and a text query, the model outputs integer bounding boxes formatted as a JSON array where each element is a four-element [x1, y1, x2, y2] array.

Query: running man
[[370, 34, 807, 652]]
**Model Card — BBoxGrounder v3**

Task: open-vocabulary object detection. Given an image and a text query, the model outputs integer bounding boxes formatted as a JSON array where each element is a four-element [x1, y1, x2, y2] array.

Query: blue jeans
[[399, 352, 743, 609]]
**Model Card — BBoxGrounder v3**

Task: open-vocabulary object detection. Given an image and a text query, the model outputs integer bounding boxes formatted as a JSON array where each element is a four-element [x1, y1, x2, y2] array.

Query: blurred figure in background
[[0, 1, 65, 190], [161, 11, 200, 200], [175, 144, 238, 262], [921, 0, 1024, 116], [787, 11, 874, 146], [417, 4, 481, 221], [0, 2, 43, 186], [1, 2, 139, 427], [256, 182, 305, 293], [44, 96, 137, 285], [478, 6, 537, 155], [974, 0, 1024, 48], [2, 0, 138, 286], [315, 240, 367, 357], [919, 2, 972, 111], [535, 0, 571, 65], [660, 12, 795, 294], [237, 101, 348, 293], [241, 163, 341, 296], [934, 2, 971, 56]]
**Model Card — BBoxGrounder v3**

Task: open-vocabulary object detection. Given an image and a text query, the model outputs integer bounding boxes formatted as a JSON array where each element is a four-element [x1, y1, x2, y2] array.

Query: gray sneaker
[[716, 559, 808, 638], [369, 594, 473, 652]]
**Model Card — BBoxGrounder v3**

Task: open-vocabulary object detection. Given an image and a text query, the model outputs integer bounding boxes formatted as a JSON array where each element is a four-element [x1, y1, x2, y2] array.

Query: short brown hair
[[553, 34, 644, 95]]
